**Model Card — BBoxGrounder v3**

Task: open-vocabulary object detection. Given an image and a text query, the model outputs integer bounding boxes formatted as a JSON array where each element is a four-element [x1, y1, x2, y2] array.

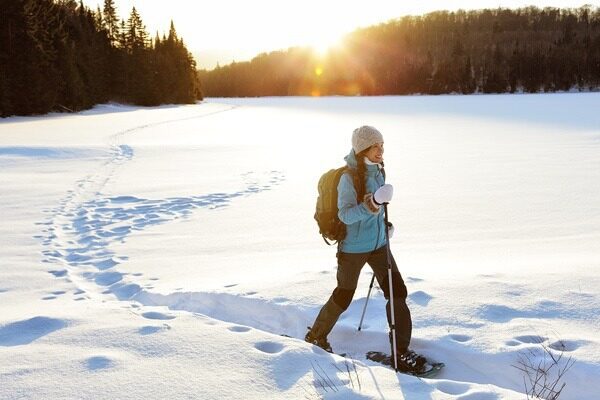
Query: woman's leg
[[367, 245, 412, 353], [308, 251, 368, 342]]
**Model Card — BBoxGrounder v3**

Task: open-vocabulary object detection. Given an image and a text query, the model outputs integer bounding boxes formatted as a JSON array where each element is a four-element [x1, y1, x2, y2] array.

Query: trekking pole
[[357, 274, 375, 331], [383, 203, 399, 372]]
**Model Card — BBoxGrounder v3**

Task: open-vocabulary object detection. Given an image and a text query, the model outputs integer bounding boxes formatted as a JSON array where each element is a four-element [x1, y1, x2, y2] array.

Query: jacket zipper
[[372, 168, 384, 252]]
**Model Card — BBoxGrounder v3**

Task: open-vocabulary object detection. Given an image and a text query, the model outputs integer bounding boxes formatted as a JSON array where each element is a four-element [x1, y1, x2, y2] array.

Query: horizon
[[84, 1, 599, 69]]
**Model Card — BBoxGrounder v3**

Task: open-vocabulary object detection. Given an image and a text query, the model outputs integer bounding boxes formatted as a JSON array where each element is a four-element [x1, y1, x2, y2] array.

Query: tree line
[[199, 6, 600, 96], [0, 0, 202, 117]]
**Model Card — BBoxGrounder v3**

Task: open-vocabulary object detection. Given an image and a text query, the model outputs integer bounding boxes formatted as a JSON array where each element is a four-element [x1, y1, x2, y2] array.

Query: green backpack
[[314, 167, 358, 245]]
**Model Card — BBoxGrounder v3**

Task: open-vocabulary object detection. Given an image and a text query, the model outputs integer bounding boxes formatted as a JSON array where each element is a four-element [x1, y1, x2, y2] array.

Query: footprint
[[78, 235, 101, 245], [85, 356, 115, 371], [0, 317, 67, 346], [42, 296, 57, 300], [111, 283, 141, 299], [409, 291, 433, 306], [477, 304, 519, 323], [43, 250, 63, 258], [254, 341, 284, 354], [436, 382, 470, 395], [110, 196, 143, 204], [95, 272, 123, 286], [224, 284, 238, 288], [228, 326, 251, 333], [549, 340, 581, 352], [141, 312, 176, 320], [93, 258, 119, 270], [514, 335, 547, 344], [272, 297, 288, 303], [65, 253, 92, 263], [48, 270, 68, 278], [139, 326, 161, 335], [449, 334, 471, 343], [111, 226, 130, 234], [138, 325, 171, 335]]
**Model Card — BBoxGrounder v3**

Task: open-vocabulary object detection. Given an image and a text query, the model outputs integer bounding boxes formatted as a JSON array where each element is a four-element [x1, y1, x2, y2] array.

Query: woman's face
[[365, 142, 384, 163]]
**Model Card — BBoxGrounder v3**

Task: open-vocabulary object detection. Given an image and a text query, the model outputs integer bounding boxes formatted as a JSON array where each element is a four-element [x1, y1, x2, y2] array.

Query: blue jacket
[[337, 150, 387, 253]]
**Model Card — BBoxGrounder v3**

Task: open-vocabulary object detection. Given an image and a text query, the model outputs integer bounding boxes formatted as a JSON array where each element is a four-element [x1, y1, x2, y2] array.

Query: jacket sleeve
[[337, 173, 377, 225]]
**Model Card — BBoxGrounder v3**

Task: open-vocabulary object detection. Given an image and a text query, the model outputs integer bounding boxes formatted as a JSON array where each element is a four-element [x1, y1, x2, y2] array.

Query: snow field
[[1, 93, 599, 399]]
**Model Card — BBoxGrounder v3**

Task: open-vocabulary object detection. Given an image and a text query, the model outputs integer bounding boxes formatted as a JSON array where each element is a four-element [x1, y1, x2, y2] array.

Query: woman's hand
[[387, 222, 395, 238], [363, 193, 381, 214]]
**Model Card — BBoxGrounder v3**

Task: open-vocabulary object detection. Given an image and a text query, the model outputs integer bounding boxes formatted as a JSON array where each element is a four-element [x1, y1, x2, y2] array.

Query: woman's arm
[[337, 173, 379, 225]]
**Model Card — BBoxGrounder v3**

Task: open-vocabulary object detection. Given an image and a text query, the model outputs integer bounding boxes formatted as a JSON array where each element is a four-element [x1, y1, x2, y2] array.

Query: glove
[[373, 184, 393, 205], [387, 222, 394, 239], [363, 193, 381, 214]]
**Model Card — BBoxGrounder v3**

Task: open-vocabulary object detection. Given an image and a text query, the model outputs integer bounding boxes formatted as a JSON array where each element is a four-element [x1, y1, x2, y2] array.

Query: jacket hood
[[344, 149, 358, 168]]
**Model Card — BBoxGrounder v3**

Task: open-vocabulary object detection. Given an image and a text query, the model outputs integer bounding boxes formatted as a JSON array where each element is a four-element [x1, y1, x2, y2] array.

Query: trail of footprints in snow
[[39, 165, 285, 308], [505, 335, 582, 352], [226, 325, 284, 355]]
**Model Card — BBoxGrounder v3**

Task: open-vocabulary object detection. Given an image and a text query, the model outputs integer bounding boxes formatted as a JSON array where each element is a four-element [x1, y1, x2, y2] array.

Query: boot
[[306, 297, 344, 352], [305, 327, 333, 353], [394, 349, 428, 374]]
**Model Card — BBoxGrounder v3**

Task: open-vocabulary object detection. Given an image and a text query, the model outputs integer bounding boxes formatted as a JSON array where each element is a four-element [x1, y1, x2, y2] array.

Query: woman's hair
[[354, 147, 385, 201], [354, 149, 368, 201]]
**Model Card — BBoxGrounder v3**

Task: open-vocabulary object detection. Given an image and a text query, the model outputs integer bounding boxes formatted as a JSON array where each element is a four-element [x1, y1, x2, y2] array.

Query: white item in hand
[[374, 184, 393, 205]]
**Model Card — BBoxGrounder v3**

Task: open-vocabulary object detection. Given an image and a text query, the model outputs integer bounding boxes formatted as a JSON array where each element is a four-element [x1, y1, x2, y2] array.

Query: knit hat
[[352, 125, 384, 154]]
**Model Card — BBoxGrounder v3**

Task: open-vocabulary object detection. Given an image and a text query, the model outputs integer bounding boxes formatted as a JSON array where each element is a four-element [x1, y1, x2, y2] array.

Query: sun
[[307, 31, 346, 56]]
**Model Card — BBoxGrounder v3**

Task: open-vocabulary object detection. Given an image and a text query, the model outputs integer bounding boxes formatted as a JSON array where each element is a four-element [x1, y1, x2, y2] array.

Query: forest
[[3, 4, 599, 116], [199, 6, 600, 97], [0, 0, 201, 117]]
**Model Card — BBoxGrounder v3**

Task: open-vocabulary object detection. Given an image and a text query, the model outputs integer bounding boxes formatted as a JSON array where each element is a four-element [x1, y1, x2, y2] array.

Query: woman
[[305, 125, 427, 374]]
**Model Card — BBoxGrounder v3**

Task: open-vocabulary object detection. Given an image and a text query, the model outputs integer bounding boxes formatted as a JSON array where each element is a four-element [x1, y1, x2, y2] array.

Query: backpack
[[314, 165, 386, 245], [314, 167, 358, 245]]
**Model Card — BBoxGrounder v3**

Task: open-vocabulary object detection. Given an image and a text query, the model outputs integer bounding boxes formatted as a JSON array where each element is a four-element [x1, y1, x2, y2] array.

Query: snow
[[1, 93, 599, 399]]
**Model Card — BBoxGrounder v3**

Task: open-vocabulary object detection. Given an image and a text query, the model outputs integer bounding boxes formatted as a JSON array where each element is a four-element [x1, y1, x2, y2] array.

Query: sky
[[84, 1, 599, 69]]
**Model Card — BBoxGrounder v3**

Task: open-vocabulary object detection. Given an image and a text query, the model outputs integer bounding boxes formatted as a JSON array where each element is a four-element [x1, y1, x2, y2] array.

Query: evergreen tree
[[95, 6, 103, 30], [1, 0, 201, 117], [103, 0, 118, 45], [126, 7, 148, 51], [199, 6, 600, 97], [461, 56, 475, 94], [118, 19, 127, 49]]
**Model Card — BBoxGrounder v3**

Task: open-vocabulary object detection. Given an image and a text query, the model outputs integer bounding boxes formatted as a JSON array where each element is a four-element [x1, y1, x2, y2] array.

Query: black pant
[[309, 244, 412, 353]]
